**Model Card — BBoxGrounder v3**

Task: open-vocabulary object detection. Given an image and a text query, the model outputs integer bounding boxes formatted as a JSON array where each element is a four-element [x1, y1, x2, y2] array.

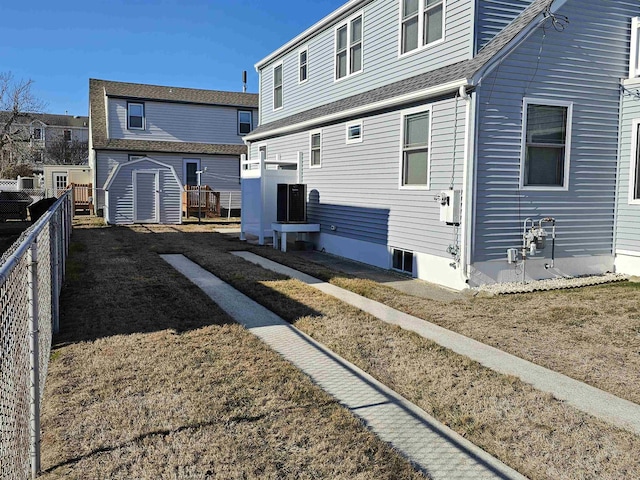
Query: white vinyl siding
[[108, 99, 256, 145], [520, 98, 572, 190], [400, 106, 431, 188], [400, 0, 445, 55], [335, 13, 363, 80], [273, 63, 283, 110]]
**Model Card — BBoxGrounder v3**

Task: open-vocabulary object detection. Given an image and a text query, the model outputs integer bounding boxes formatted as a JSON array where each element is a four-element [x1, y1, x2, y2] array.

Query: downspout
[[612, 81, 625, 267], [460, 86, 476, 285]]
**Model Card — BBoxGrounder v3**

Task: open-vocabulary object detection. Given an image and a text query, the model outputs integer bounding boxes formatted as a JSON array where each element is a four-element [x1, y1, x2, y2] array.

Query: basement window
[[392, 248, 413, 274]]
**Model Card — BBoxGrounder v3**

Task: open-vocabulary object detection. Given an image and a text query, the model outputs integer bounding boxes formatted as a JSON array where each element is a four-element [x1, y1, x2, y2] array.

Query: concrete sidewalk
[[161, 254, 526, 480], [232, 251, 640, 437]]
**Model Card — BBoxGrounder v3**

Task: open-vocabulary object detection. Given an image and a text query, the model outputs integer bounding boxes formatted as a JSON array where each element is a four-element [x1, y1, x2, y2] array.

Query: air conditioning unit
[[277, 184, 307, 223]]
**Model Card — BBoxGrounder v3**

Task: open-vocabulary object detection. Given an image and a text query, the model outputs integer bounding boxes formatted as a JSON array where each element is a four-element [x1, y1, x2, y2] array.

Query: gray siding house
[[244, 0, 640, 289], [89, 79, 258, 224]]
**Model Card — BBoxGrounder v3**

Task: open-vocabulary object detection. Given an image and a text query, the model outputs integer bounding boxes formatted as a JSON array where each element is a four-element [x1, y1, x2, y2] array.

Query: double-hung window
[[401, 108, 431, 187], [63, 130, 72, 141], [127, 102, 145, 130], [335, 14, 363, 80], [401, 0, 444, 55], [238, 110, 253, 135], [33, 128, 41, 140], [630, 17, 640, 78], [273, 64, 283, 110], [521, 98, 572, 189], [299, 47, 308, 83], [310, 131, 322, 168]]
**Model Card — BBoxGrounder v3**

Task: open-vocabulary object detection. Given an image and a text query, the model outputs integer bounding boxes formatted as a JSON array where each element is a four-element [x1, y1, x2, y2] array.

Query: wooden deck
[[182, 185, 221, 218]]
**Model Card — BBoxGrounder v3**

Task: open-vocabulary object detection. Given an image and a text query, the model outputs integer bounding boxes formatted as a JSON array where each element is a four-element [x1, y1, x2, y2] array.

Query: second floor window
[[33, 128, 42, 140], [238, 110, 253, 135], [128, 102, 145, 130], [273, 64, 283, 110], [631, 17, 640, 78], [336, 14, 363, 80], [401, 0, 445, 55], [299, 48, 308, 83], [63, 130, 71, 141]]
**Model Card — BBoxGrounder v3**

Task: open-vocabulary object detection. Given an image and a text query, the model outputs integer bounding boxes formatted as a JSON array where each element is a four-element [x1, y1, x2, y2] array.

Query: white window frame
[[298, 46, 309, 84], [346, 120, 363, 144], [32, 127, 42, 140], [309, 130, 322, 169], [399, 105, 432, 190], [398, 0, 446, 58], [334, 12, 364, 82], [629, 118, 640, 205], [127, 102, 145, 130], [53, 172, 68, 194], [519, 97, 573, 191], [63, 129, 72, 142], [390, 247, 414, 275], [273, 62, 283, 111], [183, 158, 201, 187], [238, 110, 253, 136], [630, 17, 640, 79], [258, 144, 267, 161]]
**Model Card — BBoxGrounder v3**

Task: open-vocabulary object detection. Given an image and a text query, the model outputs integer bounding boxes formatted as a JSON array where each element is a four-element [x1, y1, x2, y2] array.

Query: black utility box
[[277, 184, 307, 223]]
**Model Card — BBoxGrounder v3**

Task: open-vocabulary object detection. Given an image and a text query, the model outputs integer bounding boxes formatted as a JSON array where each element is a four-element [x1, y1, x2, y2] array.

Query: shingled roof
[[0, 111, 89, 127], [89, 78, 257, 154], [246, 0, 553, 140]]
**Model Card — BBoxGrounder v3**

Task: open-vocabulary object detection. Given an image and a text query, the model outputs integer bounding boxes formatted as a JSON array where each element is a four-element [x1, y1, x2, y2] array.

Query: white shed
[[104, 157, 182, 225]]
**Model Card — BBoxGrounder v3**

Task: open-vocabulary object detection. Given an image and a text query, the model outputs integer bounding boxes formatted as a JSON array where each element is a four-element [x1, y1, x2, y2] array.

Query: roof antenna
[[242, 70, 247, 93]]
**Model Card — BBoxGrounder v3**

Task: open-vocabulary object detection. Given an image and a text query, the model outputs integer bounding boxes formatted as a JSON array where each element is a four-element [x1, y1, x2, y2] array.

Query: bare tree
[[0, 72, 45, 174], [45, 136, 89, 165]]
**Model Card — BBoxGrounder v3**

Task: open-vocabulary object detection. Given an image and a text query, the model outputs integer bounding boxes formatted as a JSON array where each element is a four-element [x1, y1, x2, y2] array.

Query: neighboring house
[[41, 164, 92, 196], [89, 79, 258, 224], [0, 112, 89, 165], [244, 0, 640, 289]]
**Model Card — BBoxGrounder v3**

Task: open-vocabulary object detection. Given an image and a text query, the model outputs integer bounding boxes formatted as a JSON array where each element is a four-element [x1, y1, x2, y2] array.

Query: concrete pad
[[162, 254, 526, 480], [232, 251, 640, 436]]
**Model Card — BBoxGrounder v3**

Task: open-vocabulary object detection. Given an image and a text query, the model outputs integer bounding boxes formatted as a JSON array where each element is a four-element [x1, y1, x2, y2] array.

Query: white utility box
[[439, 190, 461, 225]]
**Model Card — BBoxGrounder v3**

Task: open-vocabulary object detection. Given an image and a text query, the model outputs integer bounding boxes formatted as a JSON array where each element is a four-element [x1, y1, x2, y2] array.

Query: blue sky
[[2, 0, 345, 116]]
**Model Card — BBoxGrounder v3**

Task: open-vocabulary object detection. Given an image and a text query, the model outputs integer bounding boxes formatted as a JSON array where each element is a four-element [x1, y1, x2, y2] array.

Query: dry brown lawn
[[40, 220, 426, 479], [43, 219, 640, 479]]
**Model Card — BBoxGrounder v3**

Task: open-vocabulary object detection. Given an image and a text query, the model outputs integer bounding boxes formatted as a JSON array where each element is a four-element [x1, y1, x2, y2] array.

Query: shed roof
[[246, 0, 555, 141]]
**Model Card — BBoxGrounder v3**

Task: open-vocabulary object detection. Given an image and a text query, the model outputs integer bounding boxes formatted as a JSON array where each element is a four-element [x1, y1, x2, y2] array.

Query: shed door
[[133, 170, 159, 223]]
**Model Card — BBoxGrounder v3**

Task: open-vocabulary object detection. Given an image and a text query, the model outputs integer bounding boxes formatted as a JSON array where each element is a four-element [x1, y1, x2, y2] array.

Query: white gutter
[[254, 0, 370, 70], [244, 78, 470, 141]]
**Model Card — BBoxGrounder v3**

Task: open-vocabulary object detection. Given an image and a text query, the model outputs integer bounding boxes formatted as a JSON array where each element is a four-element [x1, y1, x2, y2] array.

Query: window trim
[[127, 102, 145, 130], [334, 11, 364, 82], [630, 17, 640, 79], [629, 118, 640, 205], [309, 130, 322, 169], [519, 97, 573, 191], [398, 0, 446, 58], [298, 46, 309, 84], [32, 128, 42, 140], [346, 120, 363, 144], [183, 158, 201, 187], [399, 105, 432, 190], [273, 62, 284, 111], [238, 110, 253, 136], [63, 129, 72, 142]]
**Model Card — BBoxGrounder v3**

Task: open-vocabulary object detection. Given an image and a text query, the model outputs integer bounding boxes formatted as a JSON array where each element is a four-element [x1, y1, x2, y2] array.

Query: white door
[[133, 170, 159, 223], [52, 172, 68, 197]]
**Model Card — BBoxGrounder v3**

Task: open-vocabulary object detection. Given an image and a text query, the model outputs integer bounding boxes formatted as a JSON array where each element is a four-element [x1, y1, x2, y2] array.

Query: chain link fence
[[0, 191, 72, 480]]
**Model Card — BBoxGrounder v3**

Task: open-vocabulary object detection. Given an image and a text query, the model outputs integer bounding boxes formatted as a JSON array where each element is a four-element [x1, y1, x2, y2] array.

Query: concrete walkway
[[232, 251, 640, 436], [161, 254, 526, 480]]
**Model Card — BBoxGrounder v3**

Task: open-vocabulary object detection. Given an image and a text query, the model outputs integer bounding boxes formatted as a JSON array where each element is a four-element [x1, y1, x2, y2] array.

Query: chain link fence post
[[28, 240, 41, 478]]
